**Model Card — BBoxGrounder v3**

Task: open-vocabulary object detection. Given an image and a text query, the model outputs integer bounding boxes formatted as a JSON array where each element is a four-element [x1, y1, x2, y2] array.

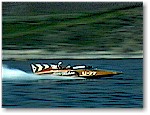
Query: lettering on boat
[[81, 71, 96, 76]]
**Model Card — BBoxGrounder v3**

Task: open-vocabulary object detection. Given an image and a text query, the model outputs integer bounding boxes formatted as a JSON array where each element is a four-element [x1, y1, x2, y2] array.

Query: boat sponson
[[76, 70, 122, 78], [35, 69, 122, 79]]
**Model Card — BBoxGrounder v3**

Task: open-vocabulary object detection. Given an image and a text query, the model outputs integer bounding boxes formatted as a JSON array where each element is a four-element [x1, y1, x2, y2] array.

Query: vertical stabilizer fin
[[31, 63, 50, 73], [31, 64, 37, 73]]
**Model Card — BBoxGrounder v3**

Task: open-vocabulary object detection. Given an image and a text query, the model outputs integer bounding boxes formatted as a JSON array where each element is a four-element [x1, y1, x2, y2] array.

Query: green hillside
[[2, 2, 143, 59]]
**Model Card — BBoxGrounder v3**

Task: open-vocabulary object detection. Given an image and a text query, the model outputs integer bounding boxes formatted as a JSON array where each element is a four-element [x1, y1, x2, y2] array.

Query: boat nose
[[113, 71, 123, 75]]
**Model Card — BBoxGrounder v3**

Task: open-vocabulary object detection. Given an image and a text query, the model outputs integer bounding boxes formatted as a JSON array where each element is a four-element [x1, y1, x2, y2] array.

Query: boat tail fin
[[31, 64, 38, 73], [30, 64, 50, 73]]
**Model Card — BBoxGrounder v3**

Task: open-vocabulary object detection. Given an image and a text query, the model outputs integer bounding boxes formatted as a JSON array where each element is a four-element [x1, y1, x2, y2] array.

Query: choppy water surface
[[2, 59, 143, 108]]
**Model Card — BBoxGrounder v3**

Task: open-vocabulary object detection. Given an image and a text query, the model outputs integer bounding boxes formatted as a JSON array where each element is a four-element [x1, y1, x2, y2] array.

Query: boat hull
[[35, 69, 122, 79], [76, 70, 122, 78]]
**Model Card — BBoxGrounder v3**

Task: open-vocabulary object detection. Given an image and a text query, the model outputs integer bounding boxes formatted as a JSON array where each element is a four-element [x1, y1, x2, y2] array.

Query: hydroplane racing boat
[[31, 61, 122, 79]]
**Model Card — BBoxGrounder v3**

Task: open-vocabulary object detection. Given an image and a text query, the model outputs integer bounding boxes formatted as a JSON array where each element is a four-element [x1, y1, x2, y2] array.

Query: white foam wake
[[2, 65, 85, 81]]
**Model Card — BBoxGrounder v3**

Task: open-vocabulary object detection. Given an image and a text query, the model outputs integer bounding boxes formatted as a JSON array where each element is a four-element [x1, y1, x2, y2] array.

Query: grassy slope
[[3, 5, 143, 56]]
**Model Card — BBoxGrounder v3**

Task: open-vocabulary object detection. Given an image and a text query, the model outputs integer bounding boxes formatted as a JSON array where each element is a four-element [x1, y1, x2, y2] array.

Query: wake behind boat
[[31, 61, 122, 79]]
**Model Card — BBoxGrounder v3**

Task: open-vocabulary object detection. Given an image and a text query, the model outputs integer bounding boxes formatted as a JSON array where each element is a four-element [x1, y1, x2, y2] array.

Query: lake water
[[2, 59, 143, 108]]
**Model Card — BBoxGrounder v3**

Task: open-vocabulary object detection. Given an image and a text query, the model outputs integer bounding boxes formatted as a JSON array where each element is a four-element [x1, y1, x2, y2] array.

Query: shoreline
[[2, 50, 143, 60]]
